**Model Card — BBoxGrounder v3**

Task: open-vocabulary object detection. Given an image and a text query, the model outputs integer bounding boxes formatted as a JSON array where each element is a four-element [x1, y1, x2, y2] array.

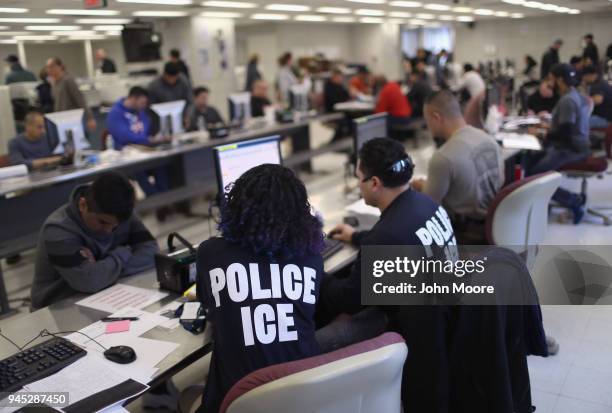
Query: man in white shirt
[[455, 63, 486, 101]]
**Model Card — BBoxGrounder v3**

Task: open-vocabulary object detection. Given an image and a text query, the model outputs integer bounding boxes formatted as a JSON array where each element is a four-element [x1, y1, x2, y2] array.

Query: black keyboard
[[0, 337, 86, 393], [322, 238, 344, 260]]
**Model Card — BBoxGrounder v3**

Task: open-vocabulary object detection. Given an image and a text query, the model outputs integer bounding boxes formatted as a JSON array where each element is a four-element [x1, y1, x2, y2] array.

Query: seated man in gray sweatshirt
[[31, 172, 159, 309]]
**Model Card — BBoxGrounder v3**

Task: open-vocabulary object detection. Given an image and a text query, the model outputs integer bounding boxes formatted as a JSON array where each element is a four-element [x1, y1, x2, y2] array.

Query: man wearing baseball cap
[[4, 55, 36, 84], [528, 63, 591, 224]]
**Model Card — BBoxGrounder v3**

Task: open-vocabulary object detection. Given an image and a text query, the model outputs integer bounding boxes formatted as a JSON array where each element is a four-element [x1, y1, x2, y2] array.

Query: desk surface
[[0, 113, 343, 197]]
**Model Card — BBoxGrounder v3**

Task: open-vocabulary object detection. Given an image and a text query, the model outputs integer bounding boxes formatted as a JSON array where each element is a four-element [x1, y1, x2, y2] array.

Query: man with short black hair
[[107, 86, 153, 149], [583, 34, 599, 67], [31, 172, 158, 309], [185, 86, 224, 131], [321, 137, 456, 412], [147, 62, 193, 105], [583, 65, 611, 128], [412, 90, 504, 242], [169, 48, 190, 82], [528, 63, 590, 224], [541, 39, 563, 79], [4, 55, 36, 84], [8, 111, 62, 171]]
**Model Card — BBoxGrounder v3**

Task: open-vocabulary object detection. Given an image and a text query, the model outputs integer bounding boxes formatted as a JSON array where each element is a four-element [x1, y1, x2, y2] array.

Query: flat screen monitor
[[45, 109, 90, 154], [214, 135, 282, 195], [121, 24, 161, 63], [290, 84, 309, 112], [228, 92, 251, 124], [353, 112, 388, 154], [151, 100, 186, 137]]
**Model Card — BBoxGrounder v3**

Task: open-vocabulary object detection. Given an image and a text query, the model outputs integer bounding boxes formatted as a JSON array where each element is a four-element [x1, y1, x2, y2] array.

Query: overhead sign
[[84, 0, 108, 9]]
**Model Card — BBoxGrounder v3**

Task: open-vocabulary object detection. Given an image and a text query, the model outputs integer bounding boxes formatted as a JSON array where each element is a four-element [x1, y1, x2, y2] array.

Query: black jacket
[[583, 43, 599, 66], [323, 80, 349, 113], [540, 48, 559, 79], [101, 58, 117, 73]]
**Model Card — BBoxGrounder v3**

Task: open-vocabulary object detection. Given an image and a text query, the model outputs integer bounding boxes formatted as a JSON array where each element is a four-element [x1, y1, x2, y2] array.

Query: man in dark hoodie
[[30, 172, 159, 309]]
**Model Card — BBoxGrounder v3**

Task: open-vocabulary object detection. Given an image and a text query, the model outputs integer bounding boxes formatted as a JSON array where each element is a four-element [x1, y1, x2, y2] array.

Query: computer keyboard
[[0, 337, 86, 393], [322, 238, 344, 260]]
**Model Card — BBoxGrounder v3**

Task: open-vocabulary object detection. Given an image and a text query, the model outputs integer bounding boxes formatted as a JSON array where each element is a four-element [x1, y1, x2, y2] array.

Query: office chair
[[220, 332, 407, 413]]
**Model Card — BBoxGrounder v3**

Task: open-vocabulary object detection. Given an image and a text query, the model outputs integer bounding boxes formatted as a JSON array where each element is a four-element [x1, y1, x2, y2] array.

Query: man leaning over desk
[[8, 111, 63, 171], [30, 172, 159, 309]]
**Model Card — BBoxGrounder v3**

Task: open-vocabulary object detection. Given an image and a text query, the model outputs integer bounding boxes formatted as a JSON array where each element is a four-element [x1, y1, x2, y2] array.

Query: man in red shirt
[[349, 66, 373, 97], [375, 75, 413, 139]]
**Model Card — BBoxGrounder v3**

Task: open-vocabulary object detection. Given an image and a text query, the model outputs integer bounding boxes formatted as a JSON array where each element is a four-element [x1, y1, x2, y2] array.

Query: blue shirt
[[8, 134, 54, 170], [106, 98, 151, 150]]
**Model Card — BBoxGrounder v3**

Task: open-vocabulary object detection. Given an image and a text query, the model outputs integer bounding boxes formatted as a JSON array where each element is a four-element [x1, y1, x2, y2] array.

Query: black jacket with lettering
[[318, 188, 456, 413], [196, 237, 323, 413]]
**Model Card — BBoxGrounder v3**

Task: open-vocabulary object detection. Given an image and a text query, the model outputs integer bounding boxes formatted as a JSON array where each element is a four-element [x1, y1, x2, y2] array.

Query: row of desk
[[0, 112, 344, 316]]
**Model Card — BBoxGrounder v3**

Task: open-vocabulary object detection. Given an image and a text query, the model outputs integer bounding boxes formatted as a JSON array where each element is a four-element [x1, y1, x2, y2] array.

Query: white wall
[[453, 13, 612, 67], [25, 42, 89, 79]]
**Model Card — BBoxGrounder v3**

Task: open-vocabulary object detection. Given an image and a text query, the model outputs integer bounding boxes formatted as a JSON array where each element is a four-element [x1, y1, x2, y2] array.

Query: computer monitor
[[228, 92, 251, 124], [45, 109, 90, 154], [213, 135, 282, 195], [151, 100, 186, 137], [290, 84, 309, 112], [353, 112, 388, 154]]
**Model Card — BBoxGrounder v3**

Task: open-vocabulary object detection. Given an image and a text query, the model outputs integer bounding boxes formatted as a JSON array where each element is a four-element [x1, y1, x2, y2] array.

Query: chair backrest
[[0, 154, 9, 168], [486, 172, 562, 248], [222, 332, 408, 413]]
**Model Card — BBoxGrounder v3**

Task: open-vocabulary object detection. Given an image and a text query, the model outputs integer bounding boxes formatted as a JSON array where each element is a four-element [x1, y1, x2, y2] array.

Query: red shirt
[[350, 76, 371, 95], [375, 82, 412, 118]]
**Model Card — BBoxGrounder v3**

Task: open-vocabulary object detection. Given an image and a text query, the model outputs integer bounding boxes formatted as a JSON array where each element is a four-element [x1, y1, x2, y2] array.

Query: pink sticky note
[[105, 320, 131, 334]]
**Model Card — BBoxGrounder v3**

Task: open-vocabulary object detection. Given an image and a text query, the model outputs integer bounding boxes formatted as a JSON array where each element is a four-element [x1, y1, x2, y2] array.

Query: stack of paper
[[76, 284, 168, 313], [496, 132, 542, 151]]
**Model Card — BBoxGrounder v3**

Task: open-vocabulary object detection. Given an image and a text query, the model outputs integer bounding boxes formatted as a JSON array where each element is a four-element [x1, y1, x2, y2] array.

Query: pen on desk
[[100, 317, 140, 322]]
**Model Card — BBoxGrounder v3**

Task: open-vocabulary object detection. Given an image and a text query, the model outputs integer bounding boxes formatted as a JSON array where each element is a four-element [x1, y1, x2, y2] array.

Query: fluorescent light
[[25, 26, 82, 31], [568, 9, 580, 14], [0, 26, 8, 29], [92, 25, 124, 31], [133, 11, 189, 16], [501, 0, 524, 4], [46, 9, 119, 16], [52, 30, 97, 36], [494, 11, 510, 17], [415, 13, 435, 19], [0, 18, 60, 23], [456, 15, 474, 22], [106, 31, 122, 36], [555, 6, 571, 12], [0, 8, 28, 13], [539, 3, 557, 10], [77, 18, 132, 24], [201, 11, 243, 17], [359, 17, 384, 23], [295, 14, 327, 21], [251, 13, 289, 20], [316, 7, 351, 14], [118, 0, 192, 4], [355, 9, 385, 16], [473, 9, 494, 15], [202, 1, 257, 7], [523, 1, 543, 8], [424, 3, 450, 11], [389, 1, 421, 7], [408, 18, 425, 25], [438, 15, 454, 20], [71, 35, 108, 40], [332, 16, 356, 22], [14, 35, 58, 41], [0, 39, 17, 44], [347, 0, 386, 4], [452, 6, 472, 12], [265, 4, 310, 11], [389, 11, 411, 17], [0, 31, 31, 36], [510, 12, 524, 18]]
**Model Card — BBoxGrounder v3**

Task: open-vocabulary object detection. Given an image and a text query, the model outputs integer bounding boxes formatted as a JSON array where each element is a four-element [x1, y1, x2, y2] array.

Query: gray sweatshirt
[[31, 185, 159, 309]]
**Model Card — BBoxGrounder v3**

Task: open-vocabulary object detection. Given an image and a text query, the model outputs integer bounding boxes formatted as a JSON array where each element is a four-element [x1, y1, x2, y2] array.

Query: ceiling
[[0, 0, 610, 43]]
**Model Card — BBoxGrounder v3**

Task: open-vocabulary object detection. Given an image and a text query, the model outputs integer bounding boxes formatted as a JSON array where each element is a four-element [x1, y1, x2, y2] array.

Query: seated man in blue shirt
[[8, 111, 62, 171], [107, 87, 170, 208]]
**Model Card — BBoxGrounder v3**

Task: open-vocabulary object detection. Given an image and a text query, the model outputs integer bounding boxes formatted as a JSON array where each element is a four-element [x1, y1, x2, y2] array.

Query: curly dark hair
[[219, 164, 324, 259]]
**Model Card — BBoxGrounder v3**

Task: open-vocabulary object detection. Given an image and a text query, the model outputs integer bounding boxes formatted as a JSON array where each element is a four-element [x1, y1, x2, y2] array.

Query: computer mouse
[[103, 345, 137, 364]]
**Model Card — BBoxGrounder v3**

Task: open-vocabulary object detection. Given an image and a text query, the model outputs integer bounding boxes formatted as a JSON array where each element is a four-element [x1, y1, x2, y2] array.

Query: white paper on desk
[[498, 133, 542, 151], [155, 301, 183, 330], [0, 164, 28, 180], [76, 284, 167, 313], [345, 198, 381, 217], [66, 308, 167, 348], [24, 355, 149, 411], [99, 405, 129, 413]]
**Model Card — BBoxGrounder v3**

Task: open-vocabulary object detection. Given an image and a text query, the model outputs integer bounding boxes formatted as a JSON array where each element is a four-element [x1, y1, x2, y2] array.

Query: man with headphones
[[318, 137, 456, 411]]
